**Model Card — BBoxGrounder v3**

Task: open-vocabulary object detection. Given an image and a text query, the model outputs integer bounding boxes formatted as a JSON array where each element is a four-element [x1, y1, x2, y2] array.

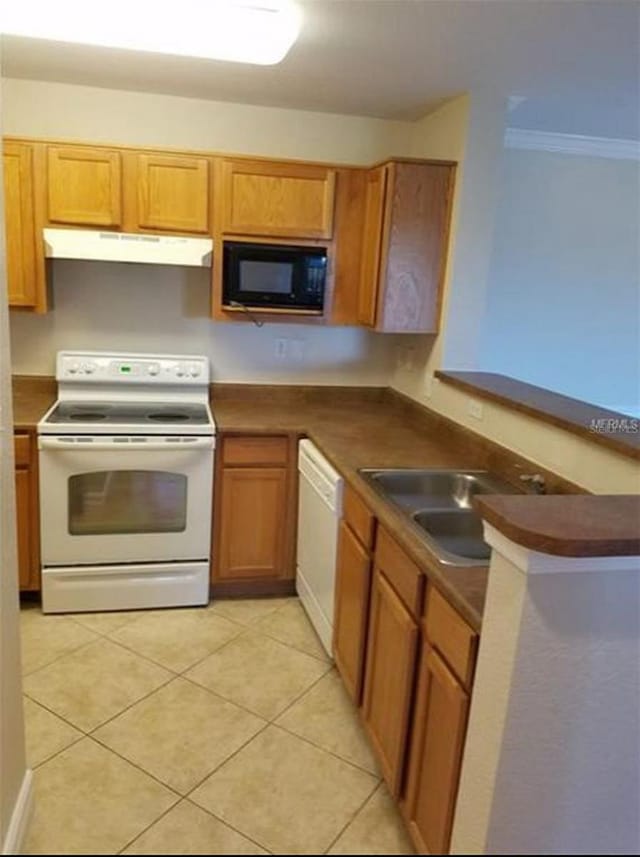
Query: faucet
[[519, 473, 546, 494]]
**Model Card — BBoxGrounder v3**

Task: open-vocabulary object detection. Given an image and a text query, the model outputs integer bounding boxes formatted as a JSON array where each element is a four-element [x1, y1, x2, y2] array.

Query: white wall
[[9, 261, 395, 383], [391, 95, 640, 494], [2, 77, 410, 383], [480, 147, 640, 415], [0, 76, 30, 853]]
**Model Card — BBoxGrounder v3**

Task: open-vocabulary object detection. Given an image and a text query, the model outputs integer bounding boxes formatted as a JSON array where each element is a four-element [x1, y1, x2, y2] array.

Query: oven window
[[68, 471, 187, 535], [239, 260, 293, 294]]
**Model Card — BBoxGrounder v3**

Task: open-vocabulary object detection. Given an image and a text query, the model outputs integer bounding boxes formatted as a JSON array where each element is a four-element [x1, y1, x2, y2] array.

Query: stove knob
[[148, 363, 160, 377], [189, 364, 201, 378], [176, 364, 186, 378], [84, 362, 96, 374], [68, 362, 80, 375]]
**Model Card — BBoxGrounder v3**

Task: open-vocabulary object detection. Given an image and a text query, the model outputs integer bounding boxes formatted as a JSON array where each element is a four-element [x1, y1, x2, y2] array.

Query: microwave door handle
[[38, 437, 215, 452]]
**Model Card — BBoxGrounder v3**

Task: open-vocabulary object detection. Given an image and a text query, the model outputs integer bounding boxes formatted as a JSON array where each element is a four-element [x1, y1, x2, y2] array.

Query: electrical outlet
[[468, 398, 483, 420], [275, 338, 288, 359], [424, 375, 433, 399]]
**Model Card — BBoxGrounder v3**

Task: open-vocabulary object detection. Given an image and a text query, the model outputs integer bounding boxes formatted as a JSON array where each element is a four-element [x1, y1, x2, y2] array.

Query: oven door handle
[[38, 436, 215, 452]]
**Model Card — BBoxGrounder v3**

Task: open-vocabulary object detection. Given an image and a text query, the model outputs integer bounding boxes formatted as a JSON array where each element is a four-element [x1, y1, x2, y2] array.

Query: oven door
[[39, 435, 214, 566]]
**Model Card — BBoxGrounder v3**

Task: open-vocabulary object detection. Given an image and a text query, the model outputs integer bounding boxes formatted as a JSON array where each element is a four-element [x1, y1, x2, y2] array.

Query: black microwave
[[223, 241, 327, 312]]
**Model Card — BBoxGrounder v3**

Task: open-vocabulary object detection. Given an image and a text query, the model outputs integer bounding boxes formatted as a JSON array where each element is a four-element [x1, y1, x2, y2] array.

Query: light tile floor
[[20, 597, 415, 855]]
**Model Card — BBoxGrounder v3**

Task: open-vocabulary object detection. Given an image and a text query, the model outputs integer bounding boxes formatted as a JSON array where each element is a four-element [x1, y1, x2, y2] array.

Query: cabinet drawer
[[14, 434, 31, 467], [222, 435, 289, 467], [425, 587, 477, 688], [375, 526, 424, 616], [343, 483, 376, 551]]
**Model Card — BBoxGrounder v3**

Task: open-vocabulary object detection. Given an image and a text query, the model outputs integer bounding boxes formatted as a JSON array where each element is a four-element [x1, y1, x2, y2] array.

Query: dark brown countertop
[[12, 375, 56, 431], [11, 376, 595, 632], [211, 385, 505, 630], [476, 494, 640, 557], [436, 370, 640, 461]]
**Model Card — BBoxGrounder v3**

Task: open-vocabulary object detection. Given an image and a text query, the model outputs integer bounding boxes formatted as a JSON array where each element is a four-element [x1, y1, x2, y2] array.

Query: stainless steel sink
[[359, 468, 521, 566], [411, 509, 491, 563]]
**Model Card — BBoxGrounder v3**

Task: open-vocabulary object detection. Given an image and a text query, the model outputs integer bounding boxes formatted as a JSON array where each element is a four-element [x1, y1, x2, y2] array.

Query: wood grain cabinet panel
[[358, 160, 455, 333], [222, 158, 336, 239], [363, 568, 419, 795], [135, 153, 210, 233], [13, 433, 40, 591], [48, 145, 122, 226], [333, 520, 373, 704], [357, 165, 387, 325], [217, 466, 287, 580], [3, 142, 39, 308], [403, 642, 470, 855]]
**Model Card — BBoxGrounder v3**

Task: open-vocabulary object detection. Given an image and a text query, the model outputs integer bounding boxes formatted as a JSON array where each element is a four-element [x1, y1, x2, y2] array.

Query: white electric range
[[37, 351, 216, 614]]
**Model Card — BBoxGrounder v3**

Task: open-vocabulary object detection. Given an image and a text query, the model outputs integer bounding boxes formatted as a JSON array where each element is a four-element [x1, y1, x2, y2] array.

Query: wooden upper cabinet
[[363, 568, 419, 795], [3, 142, 38, 307], [47, 145, 122, 227], [221, 158, 336, 239], [403, 641, 471, 855], [358, 160, 455, 333], [135, 153, 210, 234], [357, 166, 387, 325]]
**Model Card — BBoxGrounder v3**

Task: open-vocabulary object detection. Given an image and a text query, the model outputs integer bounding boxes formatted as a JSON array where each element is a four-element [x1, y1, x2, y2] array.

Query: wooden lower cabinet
[[14, 433, 40, 591], [217, 466, 287, 580], [362, 568, 419, 795], [333, 520, 372, 704], [212, 434, 296, 594], [402, 641, 471, 854]]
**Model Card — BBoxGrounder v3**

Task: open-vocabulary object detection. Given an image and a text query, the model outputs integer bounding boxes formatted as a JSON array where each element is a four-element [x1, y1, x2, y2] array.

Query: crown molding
[[505, 127, 640, 161]]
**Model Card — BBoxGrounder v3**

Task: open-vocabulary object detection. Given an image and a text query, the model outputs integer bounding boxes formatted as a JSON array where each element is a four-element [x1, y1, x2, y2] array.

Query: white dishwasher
[[297, 439, 343, 656]]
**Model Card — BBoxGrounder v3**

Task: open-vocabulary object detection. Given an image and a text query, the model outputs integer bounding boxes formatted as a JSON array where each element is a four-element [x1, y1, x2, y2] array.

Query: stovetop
[[39, 400, 215, 435]]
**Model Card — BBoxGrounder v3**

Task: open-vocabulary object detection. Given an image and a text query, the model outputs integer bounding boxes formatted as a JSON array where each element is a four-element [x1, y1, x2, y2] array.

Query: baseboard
[[2, 769, 33, 855]]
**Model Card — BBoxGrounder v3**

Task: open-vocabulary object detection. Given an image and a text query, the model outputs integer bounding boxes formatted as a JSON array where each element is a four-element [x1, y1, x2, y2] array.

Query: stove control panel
[[56, 352, 210, 385]]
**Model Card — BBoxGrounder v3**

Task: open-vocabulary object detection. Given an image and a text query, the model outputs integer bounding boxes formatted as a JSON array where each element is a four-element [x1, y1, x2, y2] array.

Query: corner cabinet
[[212, 435, 297, 596], [357, 160, 455, 333], [3, 141, 46, 311], [221, 158, 336, 239]]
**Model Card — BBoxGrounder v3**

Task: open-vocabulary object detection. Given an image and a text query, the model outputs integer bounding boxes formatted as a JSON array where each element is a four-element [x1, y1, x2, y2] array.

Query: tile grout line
[[184, 796, 274, 855], [322, 778, 383, 855], [270, 721, 382, 780]]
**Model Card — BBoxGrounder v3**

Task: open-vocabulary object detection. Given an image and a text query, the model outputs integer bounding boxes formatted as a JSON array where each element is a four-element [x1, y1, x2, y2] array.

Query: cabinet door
[[3, 142, 38, 307], [333, 521, 372, 704], [404, 643, 470, 855], [357, 165, 387, 326], [222, 158, 336, 239], [363, 568, 419, 794], [136, 153, 210, 233], [377, 161, 454, 333], [48, 146, 122, 226], [15, 468, 34, 590], [217, 467, 287, 580]]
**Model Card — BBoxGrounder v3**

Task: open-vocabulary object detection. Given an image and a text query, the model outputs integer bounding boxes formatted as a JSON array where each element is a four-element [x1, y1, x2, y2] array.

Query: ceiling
[[2, 0, 638, 138]]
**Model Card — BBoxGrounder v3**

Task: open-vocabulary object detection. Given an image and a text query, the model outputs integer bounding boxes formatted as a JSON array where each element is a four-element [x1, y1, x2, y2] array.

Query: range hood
[[43, 228, 213, 268]]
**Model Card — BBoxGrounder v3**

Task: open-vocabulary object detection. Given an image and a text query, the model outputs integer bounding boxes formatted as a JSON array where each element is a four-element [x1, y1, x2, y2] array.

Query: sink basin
[[412, 509, 491, 563], [360, 468, 519, 512], [359, 467, 521, 566]]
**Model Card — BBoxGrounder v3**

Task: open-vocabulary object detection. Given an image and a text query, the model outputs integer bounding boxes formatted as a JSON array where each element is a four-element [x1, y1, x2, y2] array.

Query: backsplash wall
[[9, 261, 399, 384]]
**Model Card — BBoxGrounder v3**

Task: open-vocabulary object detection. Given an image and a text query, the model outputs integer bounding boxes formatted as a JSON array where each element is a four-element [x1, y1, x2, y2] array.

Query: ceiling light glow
[[0, 0, 302, 65]]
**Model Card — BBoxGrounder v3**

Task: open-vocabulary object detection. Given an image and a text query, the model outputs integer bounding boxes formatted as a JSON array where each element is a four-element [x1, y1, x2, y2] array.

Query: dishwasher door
[[296, 440, 343, 656]]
